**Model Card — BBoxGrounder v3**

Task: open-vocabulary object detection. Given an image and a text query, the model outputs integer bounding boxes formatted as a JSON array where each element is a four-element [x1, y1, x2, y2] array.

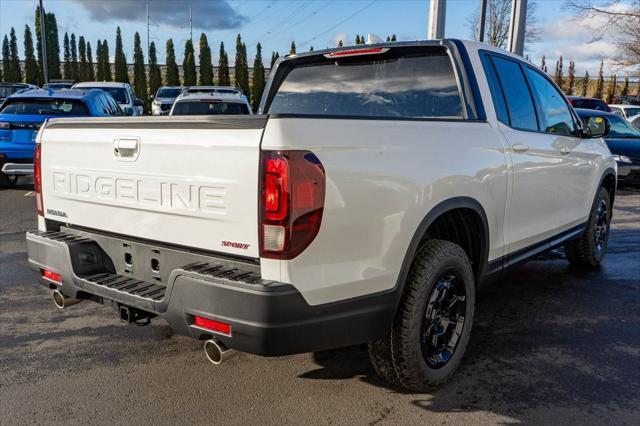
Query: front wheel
[[369, 239, 475, 392], [565, 187, 611, 267]]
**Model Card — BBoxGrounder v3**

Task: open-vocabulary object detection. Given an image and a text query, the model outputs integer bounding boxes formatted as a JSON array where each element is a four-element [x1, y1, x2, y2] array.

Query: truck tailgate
[[39, 116, 266, 258]]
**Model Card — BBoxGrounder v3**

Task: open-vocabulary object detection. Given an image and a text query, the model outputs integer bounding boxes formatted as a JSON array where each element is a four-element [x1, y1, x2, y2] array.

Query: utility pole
[[508, 0, 527, 56], [427, 0, 446, 39], [39, 0, 49, 84], [478, 0, 487, 42], [147, 2, 150, 62]]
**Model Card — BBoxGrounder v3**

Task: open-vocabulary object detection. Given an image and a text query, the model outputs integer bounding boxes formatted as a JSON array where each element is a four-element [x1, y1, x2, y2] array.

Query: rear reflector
[[194, 316, 231, 336], [324, 47, 389, 58], [42, 269, 61, 284]]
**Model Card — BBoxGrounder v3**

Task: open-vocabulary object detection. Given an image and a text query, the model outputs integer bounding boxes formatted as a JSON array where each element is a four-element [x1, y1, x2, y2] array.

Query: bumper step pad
[[84, 273, 166, 301]]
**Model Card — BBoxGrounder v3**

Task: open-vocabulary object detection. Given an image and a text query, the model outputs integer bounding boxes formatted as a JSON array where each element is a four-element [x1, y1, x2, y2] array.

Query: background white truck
[[27, 39, 616, 391]]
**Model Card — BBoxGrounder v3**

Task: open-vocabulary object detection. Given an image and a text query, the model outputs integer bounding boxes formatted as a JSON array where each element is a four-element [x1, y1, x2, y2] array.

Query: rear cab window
[[265, 46, 465, 119], [172, 101, 250, 115], [0, 98, 88, 115]]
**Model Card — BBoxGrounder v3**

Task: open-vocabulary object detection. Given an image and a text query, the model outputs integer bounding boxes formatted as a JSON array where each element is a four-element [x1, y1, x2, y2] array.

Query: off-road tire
[[368, 334, 402, 387], [565, 187, 611, 267], [380, 239, 475, 392]]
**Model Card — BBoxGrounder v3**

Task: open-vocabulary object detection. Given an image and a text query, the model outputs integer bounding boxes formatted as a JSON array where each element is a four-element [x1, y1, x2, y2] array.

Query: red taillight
[[34, 144, 43, 216], [42, 269, 61, 284], [194, 316, 231, 336], [259, 151, 325, 260]]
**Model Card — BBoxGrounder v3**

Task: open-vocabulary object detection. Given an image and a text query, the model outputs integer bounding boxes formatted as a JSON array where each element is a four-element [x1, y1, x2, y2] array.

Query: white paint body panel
[[39, 125, 261, 258], [38, 40, 617, 306]]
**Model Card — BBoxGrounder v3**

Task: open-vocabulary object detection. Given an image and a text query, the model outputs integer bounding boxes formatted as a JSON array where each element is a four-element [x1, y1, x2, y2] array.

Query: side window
[[491, 56, 539, 131], [525, 67, 576, 136], [480, 53, 509, 124], [610, 107, 623, 117], [109, 96, 123, 115], [98, 95, 111, 115]]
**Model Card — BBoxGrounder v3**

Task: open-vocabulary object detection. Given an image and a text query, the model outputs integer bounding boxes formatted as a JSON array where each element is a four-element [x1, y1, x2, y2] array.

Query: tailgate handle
[[113, 138, 140, 160]]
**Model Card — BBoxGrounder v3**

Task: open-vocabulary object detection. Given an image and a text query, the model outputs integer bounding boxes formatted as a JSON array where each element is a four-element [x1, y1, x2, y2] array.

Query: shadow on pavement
[[302, 227, 640, 420]]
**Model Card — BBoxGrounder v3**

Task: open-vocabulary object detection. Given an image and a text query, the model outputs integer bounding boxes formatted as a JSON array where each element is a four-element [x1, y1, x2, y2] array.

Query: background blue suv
[[0, 88, 123, 187]]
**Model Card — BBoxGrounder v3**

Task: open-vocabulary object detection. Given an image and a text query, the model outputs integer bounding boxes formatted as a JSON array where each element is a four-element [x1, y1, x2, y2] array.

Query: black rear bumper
[[26, 229, 396, 356]]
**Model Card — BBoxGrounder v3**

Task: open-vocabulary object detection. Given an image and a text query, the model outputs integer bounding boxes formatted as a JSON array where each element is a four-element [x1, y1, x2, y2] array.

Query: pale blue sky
[[0, 0, 633, 75]]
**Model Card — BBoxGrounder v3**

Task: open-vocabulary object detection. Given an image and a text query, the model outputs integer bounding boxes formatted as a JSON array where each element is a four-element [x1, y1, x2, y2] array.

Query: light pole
[[39, 0, 48, 84], [427, 0, 446, 39]]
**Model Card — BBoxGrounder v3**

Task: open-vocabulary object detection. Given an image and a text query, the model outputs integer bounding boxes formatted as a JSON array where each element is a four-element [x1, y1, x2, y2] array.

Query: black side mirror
[[134, 98, 144, 107], [582, 116, 608, 138], [123, 106, 134, 116]]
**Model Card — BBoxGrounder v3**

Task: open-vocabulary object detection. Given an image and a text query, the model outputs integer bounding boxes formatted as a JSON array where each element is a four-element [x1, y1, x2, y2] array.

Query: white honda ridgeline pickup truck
[[27, 40, 615, 391]]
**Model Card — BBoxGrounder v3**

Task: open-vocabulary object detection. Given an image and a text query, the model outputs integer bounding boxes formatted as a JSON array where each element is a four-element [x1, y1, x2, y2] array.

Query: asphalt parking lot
[[1, 180, 639, 425]]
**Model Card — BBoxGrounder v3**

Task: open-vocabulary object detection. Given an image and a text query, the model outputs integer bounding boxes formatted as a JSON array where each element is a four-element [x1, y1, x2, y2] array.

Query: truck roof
[[73, 82, 130, 88]]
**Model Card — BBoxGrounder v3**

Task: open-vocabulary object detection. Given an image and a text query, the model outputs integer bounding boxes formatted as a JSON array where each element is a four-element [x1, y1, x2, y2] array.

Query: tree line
[[2, 6, 638, 113], [542, 55, 638, 102], [0, 8, 275, 111]]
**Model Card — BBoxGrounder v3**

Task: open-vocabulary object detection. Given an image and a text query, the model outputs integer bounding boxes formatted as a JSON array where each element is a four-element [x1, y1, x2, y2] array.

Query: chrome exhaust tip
[[52, 289, 82, 309], [204, 339, 237, 365]]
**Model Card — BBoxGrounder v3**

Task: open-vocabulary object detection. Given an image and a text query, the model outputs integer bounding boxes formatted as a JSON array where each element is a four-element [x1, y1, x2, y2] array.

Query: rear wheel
[[565, 187, 611, 267], [369, 239, 475, 392]]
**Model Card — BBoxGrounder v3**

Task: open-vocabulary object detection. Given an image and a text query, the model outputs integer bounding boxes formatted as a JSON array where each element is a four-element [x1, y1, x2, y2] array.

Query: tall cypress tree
[[270, 51, 279, 68], [86, 41, 95, 80], [114, 27, 128, 83], [102, 39, 112, 82], [241, 42, 250, 99], [595, 60, 604, 99], [234, 34, 245, 90], [63, 32, 71, 79], [2, 36, 10, 82], [217, 41, 230, 86], [566, 60, 575, 95], [96, 40, 104, 81], [70, 33, 79, 81], [391, 34, 396, 42], [198, 33, 213, 85], [165, 38, 179, 85], [182, 39, 196, 86], [605, 74, 617, 104], [289, 41, 296, 54], [7, 28, 22, 82], [148, 41, 162, 96], [581, 71, 589, 97], [251, 43, 266, 111], [621, 75, 629, 96], [24, 25, 39, 85], [132, 32, 147, 110], [78, 36, 88, 81], [554, 56, 563, 89], [35, 7, 61, 83]]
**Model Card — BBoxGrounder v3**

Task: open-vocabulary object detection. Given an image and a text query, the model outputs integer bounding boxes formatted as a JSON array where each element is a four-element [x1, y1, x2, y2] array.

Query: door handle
[[512, 143, 529, 153], [560, 147, 571, 155], [113, 138, 140, 161]]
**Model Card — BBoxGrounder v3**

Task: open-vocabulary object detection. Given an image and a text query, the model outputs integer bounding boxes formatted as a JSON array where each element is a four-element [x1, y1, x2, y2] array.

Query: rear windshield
[[267, 49, 463, 119], [571, 99, 610, 112], [82, 87, 128, 104], [0, 99, 88, 115], [172, 101, 250, 115], [157, 88, 182, 98]]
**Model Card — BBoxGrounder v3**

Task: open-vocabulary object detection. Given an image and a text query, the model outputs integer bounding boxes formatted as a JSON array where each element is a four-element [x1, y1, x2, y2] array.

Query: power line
[[263, 0, 314, 35], [299, 0, 379, 47], [263, 0, 334, 42]]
